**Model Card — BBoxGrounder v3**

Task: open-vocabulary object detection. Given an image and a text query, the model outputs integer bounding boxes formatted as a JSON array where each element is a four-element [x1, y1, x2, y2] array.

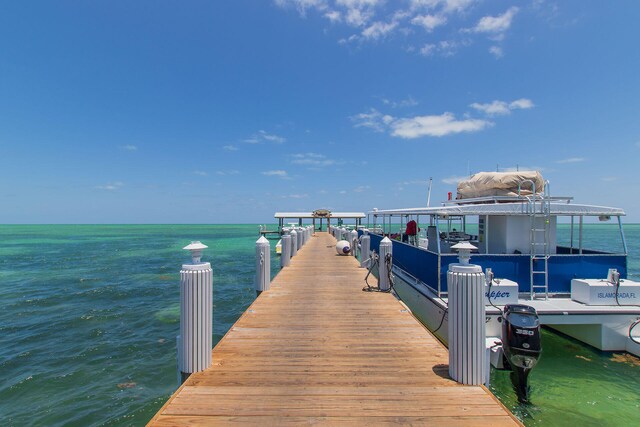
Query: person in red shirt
[[405, 219, 419, 246]]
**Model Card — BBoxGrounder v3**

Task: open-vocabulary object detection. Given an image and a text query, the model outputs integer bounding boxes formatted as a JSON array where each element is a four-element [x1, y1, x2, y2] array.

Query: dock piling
[[448, 242, 486, 385], [360, 229, 370, 268], [255, 236, 271, 296], [379, 237, 393, 291], [280, 232, 291, 268], [178, 241, 213, 383], [290, 229, 298, 257], [350, 229, 358, 256], [297, 227, 304, 248]]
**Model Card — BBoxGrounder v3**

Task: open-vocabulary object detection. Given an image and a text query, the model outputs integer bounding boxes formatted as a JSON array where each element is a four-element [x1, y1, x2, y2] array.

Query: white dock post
[[379, 237, 393, 291], [178, 241, 213, 384], [350, 229, 358, 256], [360, 229, 370, 268], [297, 227, 304, 249], [280, 232, 291, 268], [290, 229, 298, 257], [255, 236, 271, 296], [447, 242, 486, 385]]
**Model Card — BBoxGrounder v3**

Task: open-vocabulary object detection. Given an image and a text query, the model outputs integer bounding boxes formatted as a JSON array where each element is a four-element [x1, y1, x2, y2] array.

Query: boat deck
[[148, 232, 520, 426]]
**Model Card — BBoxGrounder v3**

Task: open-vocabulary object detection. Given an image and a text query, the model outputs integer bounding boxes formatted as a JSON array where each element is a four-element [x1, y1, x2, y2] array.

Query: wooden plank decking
[[149, 232, 521, 426]]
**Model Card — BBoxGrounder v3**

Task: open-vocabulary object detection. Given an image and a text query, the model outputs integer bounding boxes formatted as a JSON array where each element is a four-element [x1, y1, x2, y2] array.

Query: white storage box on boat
[[571, 278, 640, 305], [484, 279, 519, 306]]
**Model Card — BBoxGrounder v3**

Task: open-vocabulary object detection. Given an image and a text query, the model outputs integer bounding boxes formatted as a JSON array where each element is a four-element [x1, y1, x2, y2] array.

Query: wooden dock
[[149, 232, 521, 426]]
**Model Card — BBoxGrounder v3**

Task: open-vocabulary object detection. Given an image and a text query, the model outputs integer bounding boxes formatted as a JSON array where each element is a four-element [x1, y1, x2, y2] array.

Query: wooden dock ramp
[[149, 232, 521, 426]]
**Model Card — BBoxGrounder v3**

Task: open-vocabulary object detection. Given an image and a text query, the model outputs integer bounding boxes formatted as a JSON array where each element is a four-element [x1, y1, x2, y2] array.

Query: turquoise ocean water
[[0, 224, 638, 425]]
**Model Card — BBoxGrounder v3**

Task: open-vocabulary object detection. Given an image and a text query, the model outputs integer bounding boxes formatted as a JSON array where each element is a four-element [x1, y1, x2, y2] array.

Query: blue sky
[[1, 1, 639, 223]]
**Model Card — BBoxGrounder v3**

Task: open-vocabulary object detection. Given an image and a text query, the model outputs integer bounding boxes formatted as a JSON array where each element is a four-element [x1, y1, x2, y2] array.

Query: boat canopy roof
[[370, 202, 625, 217], [275, 211, 366, 219]]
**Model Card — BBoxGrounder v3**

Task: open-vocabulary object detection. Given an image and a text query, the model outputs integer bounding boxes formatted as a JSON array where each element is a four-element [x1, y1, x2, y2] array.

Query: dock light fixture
[[451, 241, 477, 266], [183, 241, 208, 264]]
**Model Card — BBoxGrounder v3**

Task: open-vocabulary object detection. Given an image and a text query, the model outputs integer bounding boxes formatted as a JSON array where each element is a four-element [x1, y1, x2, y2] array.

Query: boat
[[361, 171, 640, 360]]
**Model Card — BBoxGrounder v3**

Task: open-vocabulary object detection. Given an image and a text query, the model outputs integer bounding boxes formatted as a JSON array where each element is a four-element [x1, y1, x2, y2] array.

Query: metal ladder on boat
[[520, 180, 551, 300]]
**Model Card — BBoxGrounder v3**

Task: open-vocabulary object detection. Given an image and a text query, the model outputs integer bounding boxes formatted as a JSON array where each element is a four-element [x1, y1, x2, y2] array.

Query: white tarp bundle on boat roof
[[456, 171, 545, 199]]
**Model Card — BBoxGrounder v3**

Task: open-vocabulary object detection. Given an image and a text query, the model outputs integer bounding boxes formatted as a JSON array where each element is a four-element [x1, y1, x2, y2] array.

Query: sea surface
[[0, 224, 638, 426]]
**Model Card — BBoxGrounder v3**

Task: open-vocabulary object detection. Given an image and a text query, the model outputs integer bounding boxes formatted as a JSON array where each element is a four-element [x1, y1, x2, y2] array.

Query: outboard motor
[[502, 304, 542, 403]]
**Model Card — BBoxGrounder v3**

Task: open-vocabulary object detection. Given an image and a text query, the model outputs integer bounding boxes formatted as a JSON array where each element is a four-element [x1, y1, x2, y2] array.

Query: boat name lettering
[[596, 292, 636, 299], [485, 290, 510, 298]]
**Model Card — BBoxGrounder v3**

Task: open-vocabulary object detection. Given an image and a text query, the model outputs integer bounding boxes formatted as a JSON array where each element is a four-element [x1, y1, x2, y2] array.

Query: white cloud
[[509, 98, 534, 110], [390, 112, 492, 138], [194, 170, 208, 176], [382, 96, 418, 108], [339, 190, 347, 194], [420, 43, 436, 56], [244, 130, 286, 144], [470, 100, 510, 115], [122, 145, 138, 151], [437, 40, 461, 56], [324, 10, 341, 22], [556, 157, 585, 164], [344, 7, 370, 26], [258, 130, 286, 143], [417, 37, 471, 58], [96, 181, 124, 191], [635, 141, 640, 148], [275, 1, 520, 58], [287, 193, 309, 198], [602, 176, 617, 182], [216, 170, 240, 176], [442, 175, 467, 185], [262, 170, 289, 178], [410, 0, 476, 14], [334, 0, 385, 27], [274, 0, 328, 16], [223, 145, 239, 151], [472, 7, 518, 34], [470, 98, 534, 116], [411, 14, 447, 32], [442, 0, 475, 13], [291, 152, 337, 167], [488, 45, 503, 58], [353, 107, 498, 138], [353, 185, 371, 192], [350, 108, 393, 132], [362, 20, 398, 39]]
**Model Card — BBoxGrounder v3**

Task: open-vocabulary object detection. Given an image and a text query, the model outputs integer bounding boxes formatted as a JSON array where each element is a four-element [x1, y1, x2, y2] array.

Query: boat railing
[[443, 194, 573, 206]]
